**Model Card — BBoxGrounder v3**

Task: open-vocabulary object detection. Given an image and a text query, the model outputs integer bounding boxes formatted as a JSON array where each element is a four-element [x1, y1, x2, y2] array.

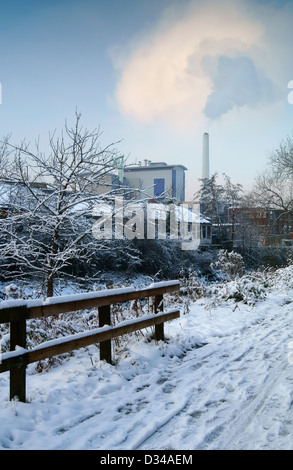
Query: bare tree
[[269, 134, 293, 180], [252, 133, 293, 219], [0, 112, 129, 297], [247, 134, 293, 249], [0, 136, 11, 180], [253, 169, 293, 215]]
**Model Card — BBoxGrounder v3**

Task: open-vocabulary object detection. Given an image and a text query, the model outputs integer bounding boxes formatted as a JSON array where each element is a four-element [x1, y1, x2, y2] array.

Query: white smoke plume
[[112, 0, 286, 131]]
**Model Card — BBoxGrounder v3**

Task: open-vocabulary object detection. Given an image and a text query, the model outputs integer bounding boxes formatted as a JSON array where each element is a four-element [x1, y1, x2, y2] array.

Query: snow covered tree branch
[[0, 112, 135, 297]]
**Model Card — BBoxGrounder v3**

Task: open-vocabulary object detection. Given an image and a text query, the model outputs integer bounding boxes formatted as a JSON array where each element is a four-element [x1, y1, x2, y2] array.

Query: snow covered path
[[139, 299, 293, 450], [0, 287, 293, 450]]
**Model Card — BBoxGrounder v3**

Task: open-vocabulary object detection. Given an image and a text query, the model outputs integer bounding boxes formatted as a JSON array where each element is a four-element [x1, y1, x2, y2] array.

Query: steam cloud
[[203, 55, 276, 119], [112, 0, 285, 129]]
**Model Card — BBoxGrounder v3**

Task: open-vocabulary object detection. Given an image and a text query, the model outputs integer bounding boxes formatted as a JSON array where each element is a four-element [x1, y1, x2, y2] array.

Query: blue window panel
[[172, 170, 176, 198], [154, 178, 165, 198]]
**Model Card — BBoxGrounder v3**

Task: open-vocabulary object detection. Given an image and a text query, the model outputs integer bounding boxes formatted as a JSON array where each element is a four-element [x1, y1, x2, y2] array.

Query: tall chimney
[[202, 132, 209, 180]]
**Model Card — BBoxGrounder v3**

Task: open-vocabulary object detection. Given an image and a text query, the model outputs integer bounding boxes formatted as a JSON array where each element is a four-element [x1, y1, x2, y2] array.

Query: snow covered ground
[[0, 268, 293, 450]]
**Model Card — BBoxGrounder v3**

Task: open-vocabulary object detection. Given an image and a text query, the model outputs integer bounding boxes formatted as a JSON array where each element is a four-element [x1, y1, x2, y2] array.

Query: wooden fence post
[[10, 309, 27, 402], [98, 305, 112, 363], [154, 294, 164, 341]]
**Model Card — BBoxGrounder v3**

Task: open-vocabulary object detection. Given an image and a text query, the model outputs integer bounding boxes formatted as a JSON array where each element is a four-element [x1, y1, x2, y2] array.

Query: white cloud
[[112, 0, 286, 132]]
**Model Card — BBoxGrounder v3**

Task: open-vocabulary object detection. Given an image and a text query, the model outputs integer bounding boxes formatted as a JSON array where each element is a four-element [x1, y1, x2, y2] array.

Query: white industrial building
[[124, 161, 187, 202]]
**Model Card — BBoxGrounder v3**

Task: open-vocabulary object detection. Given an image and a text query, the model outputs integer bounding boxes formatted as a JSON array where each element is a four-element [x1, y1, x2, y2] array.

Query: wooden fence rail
[[0, 280, 180, 402]]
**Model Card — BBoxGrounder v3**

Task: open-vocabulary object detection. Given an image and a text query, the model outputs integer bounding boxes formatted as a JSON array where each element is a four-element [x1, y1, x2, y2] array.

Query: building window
[[154, 178, 165, 198], [172, 170, 176, 199]]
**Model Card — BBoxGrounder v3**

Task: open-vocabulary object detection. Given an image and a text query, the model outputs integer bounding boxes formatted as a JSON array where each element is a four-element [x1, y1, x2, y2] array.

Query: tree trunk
[[46, 273, 54, 298], [46, 228, 59, 298]]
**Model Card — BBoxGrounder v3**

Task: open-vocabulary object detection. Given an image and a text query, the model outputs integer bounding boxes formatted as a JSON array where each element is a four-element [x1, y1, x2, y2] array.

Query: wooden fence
[[0, 280, 180, 402]]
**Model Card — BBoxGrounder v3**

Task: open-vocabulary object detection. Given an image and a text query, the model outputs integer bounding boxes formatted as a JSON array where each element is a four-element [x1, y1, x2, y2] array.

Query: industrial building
[[123, 161, 187, 202]]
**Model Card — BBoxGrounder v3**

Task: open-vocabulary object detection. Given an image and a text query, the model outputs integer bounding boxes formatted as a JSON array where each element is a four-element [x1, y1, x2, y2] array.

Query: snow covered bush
[[211, 250, 245, 280], [212, 274, 267, 306], [207, 250, 270, 306], [5, 283, 22, 299], [272, 264, 293, 290], [166, 268, 207, 314]]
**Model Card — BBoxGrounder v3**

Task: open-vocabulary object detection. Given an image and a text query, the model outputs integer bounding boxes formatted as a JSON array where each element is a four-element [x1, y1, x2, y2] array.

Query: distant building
[[124, 161, 187, 202], [80, 173, 121, 195], [226, 206, 293, 246]]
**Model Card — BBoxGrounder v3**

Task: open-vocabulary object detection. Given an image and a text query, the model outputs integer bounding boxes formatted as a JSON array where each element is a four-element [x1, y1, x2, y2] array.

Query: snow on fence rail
[[0, 280, 180, 402]]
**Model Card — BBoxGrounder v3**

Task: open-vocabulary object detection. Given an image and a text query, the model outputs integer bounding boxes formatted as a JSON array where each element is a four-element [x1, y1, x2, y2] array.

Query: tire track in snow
[[206, 309, 293, 450], [208, 357, 290, 450], [137, 304, 293, 450], [135, 341, 256, 449]]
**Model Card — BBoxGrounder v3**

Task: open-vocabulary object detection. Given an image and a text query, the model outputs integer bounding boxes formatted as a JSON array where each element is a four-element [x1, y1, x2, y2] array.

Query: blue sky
[[1, 0, 293, 198]]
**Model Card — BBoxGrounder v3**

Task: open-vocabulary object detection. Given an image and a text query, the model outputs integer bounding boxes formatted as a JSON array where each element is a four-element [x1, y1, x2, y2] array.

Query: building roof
[[125, 162, 187, 172]]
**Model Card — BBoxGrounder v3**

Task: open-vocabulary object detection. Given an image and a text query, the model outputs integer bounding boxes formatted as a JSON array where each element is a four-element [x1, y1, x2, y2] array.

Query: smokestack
[[202, 132, 209, 180]]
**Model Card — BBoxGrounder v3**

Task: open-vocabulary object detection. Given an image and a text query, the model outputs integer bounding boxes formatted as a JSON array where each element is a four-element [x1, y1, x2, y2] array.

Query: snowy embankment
[[0, 267, 293, 450]]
